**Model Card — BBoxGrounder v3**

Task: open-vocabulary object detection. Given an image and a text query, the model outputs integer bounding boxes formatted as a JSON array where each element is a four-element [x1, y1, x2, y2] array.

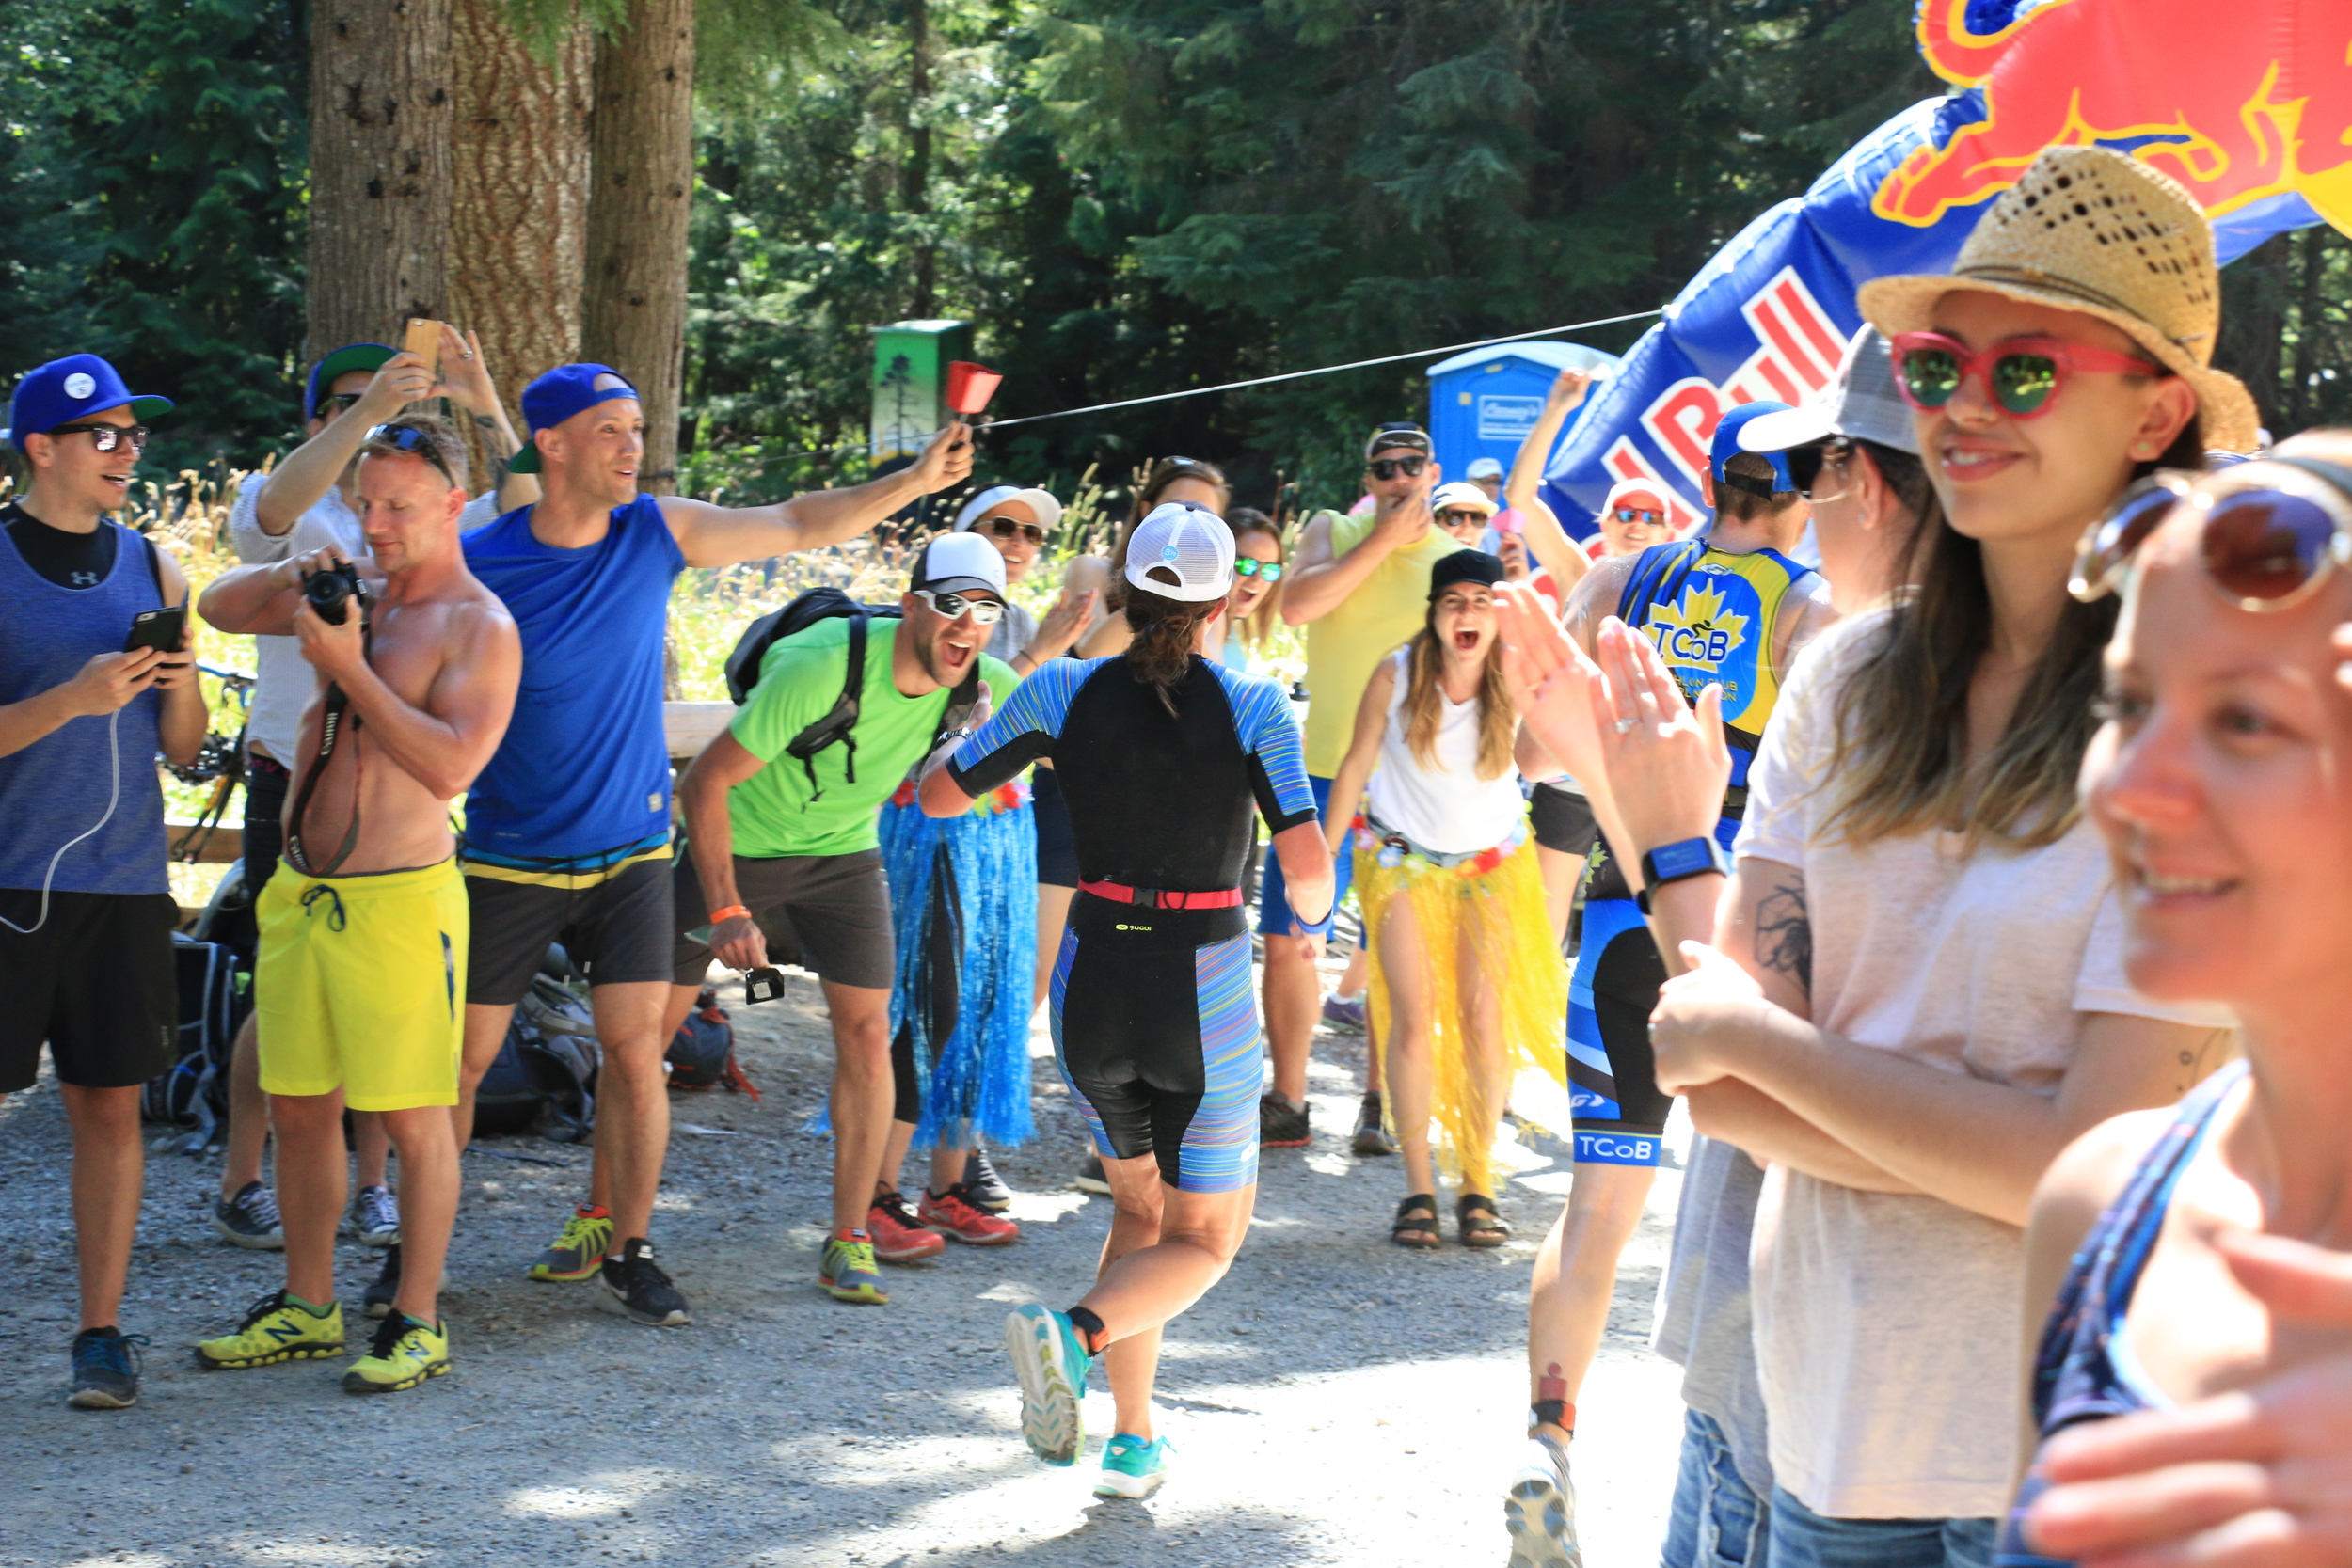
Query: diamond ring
[[1613, 716, 1638, 735]]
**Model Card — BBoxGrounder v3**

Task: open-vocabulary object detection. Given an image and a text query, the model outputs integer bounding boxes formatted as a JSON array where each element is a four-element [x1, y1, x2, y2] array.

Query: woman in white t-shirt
[[1606, 148, 2252, 1568], [1324, 550, 1566, 1248]]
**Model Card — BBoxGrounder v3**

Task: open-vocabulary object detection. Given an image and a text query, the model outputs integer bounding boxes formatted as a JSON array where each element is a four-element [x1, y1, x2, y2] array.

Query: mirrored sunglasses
[[2070, 457, 2352, 611], [914, 588, 1007, 626], [1610, 506, 1666, 526], [1891, 331, 2159, 420], [1233, 559, 1283, 581], [48, 422, 151, 453]]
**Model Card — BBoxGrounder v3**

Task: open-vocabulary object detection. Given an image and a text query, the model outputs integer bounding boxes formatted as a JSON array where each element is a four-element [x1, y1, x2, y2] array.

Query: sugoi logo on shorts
[[1574, 1131, 1661, 1167]]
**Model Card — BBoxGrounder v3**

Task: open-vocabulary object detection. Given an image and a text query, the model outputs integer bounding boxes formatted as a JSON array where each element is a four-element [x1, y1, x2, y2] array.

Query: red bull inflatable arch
[[1541, 0, 2352, 534]]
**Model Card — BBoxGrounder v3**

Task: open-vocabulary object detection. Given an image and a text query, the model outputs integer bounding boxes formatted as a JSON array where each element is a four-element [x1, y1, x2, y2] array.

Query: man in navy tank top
[[457, 362, 975, 1327], [0, 355, 208, 1409]]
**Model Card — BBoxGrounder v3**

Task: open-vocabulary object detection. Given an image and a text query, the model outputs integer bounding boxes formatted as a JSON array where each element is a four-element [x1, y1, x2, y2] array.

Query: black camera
[[301, 561, 370, 626]]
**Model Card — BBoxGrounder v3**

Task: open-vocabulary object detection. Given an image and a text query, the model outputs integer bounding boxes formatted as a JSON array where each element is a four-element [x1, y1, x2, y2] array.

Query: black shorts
[[1031, 766, 1080, 889], [0, 890, 179, 1093], [463, 850, 677, 1004], [1565, 894, 1674, 1159], [242, 756, 291, 898], [1530, 782, 1599, 860], [670, 848, 895, 991]]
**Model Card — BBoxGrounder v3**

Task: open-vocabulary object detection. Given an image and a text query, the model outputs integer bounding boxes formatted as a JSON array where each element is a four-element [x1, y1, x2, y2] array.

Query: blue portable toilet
[[1425, 341, 1621, 513]]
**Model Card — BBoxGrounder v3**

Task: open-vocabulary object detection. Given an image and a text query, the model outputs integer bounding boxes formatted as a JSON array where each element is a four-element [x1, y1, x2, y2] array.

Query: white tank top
[[1363, 649, 1527, 854]]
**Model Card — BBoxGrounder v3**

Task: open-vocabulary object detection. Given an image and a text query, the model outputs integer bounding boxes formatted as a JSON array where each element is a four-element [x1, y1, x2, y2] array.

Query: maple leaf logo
[[1646, 581, 1749, 672]]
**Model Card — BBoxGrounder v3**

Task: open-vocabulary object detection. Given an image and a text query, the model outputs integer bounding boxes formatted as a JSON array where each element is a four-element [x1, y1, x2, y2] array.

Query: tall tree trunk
[[583, 0, 695, 496], [448, 0, 594, 440], [904, 0, 934, 317], [305, 0, 455, 362]]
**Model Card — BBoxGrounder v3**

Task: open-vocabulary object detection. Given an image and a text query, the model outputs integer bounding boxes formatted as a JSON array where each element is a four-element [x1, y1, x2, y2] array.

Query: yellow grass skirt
[[1355, 826, 1567, 1189]]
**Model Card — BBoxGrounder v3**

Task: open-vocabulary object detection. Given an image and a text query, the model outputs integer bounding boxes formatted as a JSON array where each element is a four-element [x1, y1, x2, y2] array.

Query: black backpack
[[142, 931, 249, 1150], [472, 971, 602, 1142], [723, 585, 977, 798]]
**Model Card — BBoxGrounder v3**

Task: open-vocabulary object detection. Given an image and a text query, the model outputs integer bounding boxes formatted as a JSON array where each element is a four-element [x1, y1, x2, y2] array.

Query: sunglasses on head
[[363, 422, 455, 484], [1232, 558, 1283, 581], [48, 422, 150, 453], [2070, 457, 2352, 610], [1369, 455, 1429, 482], [983, 516, 1046, 546], [1891, 331, 2160, 420], [914, 588, 1006, 626]]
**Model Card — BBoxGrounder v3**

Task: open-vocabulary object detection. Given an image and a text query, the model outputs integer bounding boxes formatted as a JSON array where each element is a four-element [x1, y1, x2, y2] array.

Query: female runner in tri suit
[[1999, 436, 2352, 1566], [1321, 549, 1567, 1248], [919, 500, 1334, 1501]]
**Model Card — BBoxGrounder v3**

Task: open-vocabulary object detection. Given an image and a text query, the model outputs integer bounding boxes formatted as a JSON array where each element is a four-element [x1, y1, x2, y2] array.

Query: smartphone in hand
[[123, 605, 186, 655], [404, 318, 441, 384]]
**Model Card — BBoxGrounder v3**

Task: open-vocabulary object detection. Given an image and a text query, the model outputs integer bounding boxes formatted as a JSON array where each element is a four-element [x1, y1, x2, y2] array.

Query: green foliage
[[0, 0, 308, 471]]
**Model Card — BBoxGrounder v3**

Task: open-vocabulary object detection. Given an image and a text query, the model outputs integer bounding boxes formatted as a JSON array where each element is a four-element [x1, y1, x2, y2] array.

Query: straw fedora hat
[[1857, 145, 2260, 452]]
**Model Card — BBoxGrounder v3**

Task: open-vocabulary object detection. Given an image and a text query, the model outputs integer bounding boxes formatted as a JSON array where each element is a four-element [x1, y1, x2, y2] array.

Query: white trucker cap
[[1122, 501, 1233, 603], [912, 530, 1009, 598], [952, 483, 1065, 534]]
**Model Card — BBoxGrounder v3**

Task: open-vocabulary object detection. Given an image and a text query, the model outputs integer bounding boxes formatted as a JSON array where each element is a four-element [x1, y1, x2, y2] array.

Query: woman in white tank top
[[1325, 550, 1570, 1249]]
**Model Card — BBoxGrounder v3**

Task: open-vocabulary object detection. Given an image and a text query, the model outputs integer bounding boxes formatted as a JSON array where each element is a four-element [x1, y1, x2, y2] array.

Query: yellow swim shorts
[[255, 857, 467, 1111]]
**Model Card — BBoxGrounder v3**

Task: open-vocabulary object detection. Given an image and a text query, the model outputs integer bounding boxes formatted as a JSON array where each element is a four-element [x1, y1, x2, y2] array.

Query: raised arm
[[292, 596, 521, 800], [1322, 656, 1395, 859], [254, 353, 437, 536], [1504, 368, 1595, 591], [432, 325, 540, 514], [660, 421, 974, 567], [1281, 482, 1434, 626]]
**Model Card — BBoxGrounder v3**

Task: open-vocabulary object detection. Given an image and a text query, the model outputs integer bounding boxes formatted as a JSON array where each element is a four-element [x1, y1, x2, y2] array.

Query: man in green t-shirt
[[664, 532, 1017, 1307]]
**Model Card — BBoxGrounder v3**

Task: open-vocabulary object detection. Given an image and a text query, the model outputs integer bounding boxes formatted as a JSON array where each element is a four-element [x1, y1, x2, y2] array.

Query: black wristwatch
[[1635, 836, 1731, 914]]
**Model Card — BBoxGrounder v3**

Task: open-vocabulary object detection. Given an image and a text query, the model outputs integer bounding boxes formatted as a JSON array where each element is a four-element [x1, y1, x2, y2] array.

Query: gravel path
[[2, 963, 1684, 1567]]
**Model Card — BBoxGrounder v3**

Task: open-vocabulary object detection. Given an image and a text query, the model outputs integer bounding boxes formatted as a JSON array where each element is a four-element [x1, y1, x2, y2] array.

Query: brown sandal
[[1458, 1193, 1511, 1248], [1391, 1194, 1442, 1249]]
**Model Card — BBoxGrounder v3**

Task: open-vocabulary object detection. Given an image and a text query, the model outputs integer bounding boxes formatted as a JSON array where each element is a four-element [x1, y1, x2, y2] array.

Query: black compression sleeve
[[944, 732, 1053, 799]]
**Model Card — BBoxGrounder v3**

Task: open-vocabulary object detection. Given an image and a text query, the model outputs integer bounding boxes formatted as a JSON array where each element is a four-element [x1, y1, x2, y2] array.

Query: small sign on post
[[869, 319, 974, 467]]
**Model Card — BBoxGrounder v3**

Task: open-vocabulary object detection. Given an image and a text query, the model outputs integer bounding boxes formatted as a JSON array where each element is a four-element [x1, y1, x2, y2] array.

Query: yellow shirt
[[1300, 509, 1466, 776]]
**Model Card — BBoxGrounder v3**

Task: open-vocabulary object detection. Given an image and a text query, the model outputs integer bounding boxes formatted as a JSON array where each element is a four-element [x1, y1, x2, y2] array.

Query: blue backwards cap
[[511, 363, 638, 474], [1709, 402, 1795, 495], [7, 354, 173, 451]]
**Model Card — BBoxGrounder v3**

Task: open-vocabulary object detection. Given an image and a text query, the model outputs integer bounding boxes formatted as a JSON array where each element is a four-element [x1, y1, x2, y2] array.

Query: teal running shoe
[[1093, 1433, 1171, 1498], [1003, 1303, 1092, 1465]]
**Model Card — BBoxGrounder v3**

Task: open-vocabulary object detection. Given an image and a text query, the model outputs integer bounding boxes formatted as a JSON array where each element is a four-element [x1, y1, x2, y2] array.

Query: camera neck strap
[[284, 623, 373, 879]]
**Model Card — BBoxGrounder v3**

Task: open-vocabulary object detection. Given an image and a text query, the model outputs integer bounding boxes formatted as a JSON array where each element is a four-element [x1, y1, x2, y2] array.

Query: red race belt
[[1078, 879, 1245, 911]]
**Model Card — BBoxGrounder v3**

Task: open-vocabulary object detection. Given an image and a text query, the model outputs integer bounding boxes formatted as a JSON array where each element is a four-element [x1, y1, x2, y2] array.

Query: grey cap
[[1738, 328, 1918, 457]]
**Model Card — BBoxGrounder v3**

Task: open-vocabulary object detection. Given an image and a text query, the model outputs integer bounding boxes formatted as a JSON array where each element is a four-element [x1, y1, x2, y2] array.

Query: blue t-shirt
[[0, 515, 167, 894], [461, 495, 685, 858]]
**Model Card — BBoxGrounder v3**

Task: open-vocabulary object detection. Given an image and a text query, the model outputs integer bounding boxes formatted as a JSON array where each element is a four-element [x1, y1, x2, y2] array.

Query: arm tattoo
[[2173, 1028, 2239, 1096], [1754, 875, 1812, 994], [475, 413, 511, 487]]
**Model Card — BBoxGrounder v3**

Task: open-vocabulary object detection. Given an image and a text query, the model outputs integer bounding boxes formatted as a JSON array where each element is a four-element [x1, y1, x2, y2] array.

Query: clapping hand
[[1591, 616, 1730, 856], [1496, 582, 1609, 785]]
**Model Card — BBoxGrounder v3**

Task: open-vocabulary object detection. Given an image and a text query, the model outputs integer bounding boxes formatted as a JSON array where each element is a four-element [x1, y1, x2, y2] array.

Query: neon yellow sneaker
[[196, 1291, 345, 1370], [818, 1229, 889, 1305], [342, 1312, 450, 1394], [527, 1205, 612, 1282]]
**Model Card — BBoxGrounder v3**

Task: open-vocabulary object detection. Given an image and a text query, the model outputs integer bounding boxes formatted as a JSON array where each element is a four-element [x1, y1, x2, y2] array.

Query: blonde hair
[[1400, 609, 1516, 782]]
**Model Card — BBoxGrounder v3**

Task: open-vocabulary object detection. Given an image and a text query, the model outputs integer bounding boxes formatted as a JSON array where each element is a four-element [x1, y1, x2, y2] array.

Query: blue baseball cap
[[304, 343, 396, 422], [1709, 402, 1795, 497], [511, 363, 639, 474], [7, 354, 173, 451]]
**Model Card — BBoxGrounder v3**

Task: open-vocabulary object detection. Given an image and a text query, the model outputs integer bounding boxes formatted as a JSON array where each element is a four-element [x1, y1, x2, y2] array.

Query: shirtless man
[[191, 416, 521, 1395]]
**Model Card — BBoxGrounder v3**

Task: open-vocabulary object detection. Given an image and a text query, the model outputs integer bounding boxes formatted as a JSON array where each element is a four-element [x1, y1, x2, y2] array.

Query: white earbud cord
[[0, 706, 123, 936]]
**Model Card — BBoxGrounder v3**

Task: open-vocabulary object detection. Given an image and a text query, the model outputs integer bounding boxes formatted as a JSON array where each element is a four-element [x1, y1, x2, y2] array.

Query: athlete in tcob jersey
[[1504, 406, 1833, 1568]]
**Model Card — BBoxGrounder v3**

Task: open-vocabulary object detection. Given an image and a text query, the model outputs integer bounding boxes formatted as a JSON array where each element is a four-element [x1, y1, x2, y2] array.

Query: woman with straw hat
[[1528, 144, 2252, 1568]]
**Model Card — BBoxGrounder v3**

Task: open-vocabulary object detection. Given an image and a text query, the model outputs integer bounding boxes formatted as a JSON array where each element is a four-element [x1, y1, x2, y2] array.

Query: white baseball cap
[[912, 531, 1009, 598], [1122, 501, 1233, 603], [952, 483, 1065, 534], [1738, 328, 1920, 457], [1430, 481, 1499, 516], [1464, 457, 1504, 480]]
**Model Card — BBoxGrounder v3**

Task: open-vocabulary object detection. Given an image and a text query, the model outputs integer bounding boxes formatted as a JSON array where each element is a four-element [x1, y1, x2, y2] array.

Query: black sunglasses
[[48, 423, 150, 453], [363, 422, 454, 485], [984, 516, 1046, 546], [1436, 507, 1488, 528], [320, 392, 365, 417], [1369, 455, 1429, 482], [1782, 439, 1853, 500]]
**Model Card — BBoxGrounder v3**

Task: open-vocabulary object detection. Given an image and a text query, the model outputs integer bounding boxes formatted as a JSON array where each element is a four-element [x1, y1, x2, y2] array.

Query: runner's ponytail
[[1123, 575, 1222, 716]]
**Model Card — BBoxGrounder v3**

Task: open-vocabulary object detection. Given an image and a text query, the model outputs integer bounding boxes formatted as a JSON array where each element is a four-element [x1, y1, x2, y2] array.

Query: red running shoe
[[919, 1184, 1022, 1245], [866, 1191, 946, 1262]]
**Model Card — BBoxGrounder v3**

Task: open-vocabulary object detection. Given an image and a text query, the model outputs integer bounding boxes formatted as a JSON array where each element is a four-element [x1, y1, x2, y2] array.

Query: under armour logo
[[68, 570, 98, 587]]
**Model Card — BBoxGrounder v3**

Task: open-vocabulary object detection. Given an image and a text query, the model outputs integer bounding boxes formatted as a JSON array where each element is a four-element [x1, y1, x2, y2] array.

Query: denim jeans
[[1662, 1410, 1770, 1568], [1767, 1484, 1998, 1568]]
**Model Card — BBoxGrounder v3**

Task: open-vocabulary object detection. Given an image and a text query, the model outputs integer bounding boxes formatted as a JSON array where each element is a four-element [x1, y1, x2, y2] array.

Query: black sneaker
[[211, 1180, 285, 1249], [1073, 1152, 1111, 1196], [963, 1148, 1015, 1212], [1351, 1091, 1398, 1156], [363, 1243, 450, 1319], [597, 1238, 691, 1326], [1260, 1092, 1311, 1148], [68, 1326, 147, 1409]]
